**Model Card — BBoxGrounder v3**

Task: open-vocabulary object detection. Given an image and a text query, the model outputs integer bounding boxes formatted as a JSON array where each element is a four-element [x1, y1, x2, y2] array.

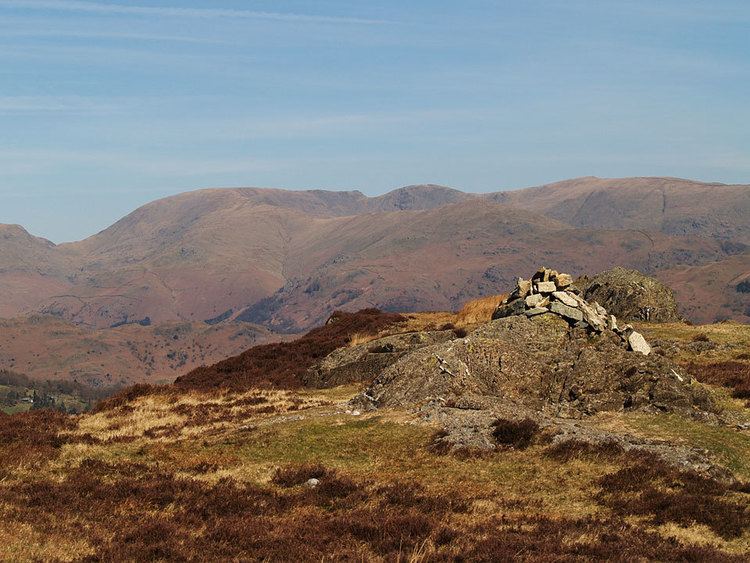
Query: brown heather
[[94, 308, 404, 410], [686, 360, 750, 402], [491, 418, 540, 450], [0, 455, 745, 561], [174, 308, 405, 391]]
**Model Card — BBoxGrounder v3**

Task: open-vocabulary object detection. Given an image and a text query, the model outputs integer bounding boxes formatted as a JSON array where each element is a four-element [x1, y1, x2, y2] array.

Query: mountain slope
[[0, 177, 747, 329], [497, 176, 750, 243]]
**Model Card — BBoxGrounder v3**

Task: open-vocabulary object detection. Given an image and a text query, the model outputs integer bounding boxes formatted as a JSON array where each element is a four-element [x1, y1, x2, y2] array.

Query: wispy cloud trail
[[0, 0, 392, 25]]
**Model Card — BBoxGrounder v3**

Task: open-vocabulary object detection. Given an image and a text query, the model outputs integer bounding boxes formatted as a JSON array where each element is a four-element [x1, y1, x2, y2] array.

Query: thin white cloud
[[0, 0, 392, 25], [0, 96, 119, 114], [0, 27, 231, 44]]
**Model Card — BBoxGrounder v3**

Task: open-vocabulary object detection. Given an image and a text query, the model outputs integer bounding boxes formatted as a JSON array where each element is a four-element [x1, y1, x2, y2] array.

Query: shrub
[[692, 333, 711, 343], [452, 327, 468, 338], [491, 418, 539, 449], [596, 456, 750, 539]]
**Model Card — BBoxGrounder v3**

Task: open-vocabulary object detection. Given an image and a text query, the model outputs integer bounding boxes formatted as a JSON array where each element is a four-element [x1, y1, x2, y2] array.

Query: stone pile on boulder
[[492, 267, 651, 355]]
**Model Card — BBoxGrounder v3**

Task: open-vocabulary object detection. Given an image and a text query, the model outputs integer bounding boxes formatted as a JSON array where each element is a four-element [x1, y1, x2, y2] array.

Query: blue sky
[[0, 0, 748, 242]]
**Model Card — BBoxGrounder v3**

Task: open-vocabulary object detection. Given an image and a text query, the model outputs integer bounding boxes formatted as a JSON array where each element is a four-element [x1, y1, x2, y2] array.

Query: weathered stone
[[305, 478, 320, 488], [525, 307, 549, 317], [532, 267, 548, 281], [535, 281, 557, 293], [569, 294, 607, 332], [608, 315, 618, 331], [628, 331, 651, 355], [552, 291, 578, 307], [525, 294, 545, 307], [549, 301, 584, 322], [516, 278, 532, 298], [492, 298, 525, 319], [555, 273, 573, 288], [582, 267, 681, 323]]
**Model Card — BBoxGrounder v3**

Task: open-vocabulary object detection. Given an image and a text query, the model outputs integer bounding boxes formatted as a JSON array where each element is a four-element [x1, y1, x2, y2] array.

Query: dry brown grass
[[456, 293, 506, 325], [345, 294, 507, 348]]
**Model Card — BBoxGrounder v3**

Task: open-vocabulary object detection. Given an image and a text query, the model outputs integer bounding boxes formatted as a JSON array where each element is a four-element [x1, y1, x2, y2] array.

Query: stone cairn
[[492, 267, 651, 355]]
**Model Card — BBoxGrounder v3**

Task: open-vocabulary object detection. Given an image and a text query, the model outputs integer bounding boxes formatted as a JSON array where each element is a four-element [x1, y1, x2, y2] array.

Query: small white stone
[[351, 410, 361, 416], [628, 331, 651, 356], [305, 478, 320, 488]]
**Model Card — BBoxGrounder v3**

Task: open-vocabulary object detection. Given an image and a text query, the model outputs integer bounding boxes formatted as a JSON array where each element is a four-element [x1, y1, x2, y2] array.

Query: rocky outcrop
[[303, 330, 455, 387], [355, 315, 711, 419], [581, 267, 681, 323]]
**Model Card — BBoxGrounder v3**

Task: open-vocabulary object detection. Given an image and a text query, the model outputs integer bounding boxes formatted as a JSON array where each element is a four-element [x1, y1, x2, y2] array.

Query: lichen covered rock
[[582, 267, 681, 322], [355, 315, 713, 418]]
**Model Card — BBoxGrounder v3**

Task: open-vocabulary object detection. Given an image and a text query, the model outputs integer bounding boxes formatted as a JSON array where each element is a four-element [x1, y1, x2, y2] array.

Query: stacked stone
[[492, 267, 651, 355]]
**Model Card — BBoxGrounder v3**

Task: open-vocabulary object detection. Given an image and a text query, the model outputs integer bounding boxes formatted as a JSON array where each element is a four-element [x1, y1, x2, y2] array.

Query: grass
[[1, 391, 749, 560], [1, 314, 749, 560], [456, 293, 506, 325], [594, 411, 750, 481], [639, 321, 750, 363]]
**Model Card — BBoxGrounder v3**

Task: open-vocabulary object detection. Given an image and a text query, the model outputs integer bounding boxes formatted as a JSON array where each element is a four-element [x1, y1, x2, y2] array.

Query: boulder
[[356, 315, 713, 418], [628, 331, 651, 356], [582, 267, 680, 323]]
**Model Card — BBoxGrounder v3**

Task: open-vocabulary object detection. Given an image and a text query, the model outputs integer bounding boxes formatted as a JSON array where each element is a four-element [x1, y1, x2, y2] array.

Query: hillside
[[0, 177, 747, 333], [0, 316, 276, 388], [0, 292, 748, 560]]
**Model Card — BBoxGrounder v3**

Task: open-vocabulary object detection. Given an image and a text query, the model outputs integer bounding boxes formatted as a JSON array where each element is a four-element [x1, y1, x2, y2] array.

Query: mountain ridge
[[1, 176, 748, 329]]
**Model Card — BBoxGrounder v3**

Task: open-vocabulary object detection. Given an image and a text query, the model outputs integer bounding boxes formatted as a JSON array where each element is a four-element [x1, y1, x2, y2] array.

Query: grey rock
[[535, 281, 557, 293], [628, 331, 651, 355], [525, 294, 548, 307], [516, 278, 532, 298], [582, 267, 681, 323], [492, 298, 525, 319], [305, 478, 320, 488], [549, 301, 584, 322], [552, 291, 578, 307], [525, 307, 549, 317], [555, 273, 573, 288]]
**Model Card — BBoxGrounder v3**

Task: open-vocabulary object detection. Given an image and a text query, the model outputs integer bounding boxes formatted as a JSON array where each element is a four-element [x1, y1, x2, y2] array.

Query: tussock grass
[[456, 293, 506, 325]]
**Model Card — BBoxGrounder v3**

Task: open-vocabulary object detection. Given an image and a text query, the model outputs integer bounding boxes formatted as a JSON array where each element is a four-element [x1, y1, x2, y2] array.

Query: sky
[[0, 0, 748, 242]]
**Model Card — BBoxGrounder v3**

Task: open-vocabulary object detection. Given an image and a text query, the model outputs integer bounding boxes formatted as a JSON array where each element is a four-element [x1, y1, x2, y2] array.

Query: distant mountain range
[[1, 176, 749, 331]]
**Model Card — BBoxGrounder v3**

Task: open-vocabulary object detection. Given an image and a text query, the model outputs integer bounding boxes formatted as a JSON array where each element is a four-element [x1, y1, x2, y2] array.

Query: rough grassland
[[0, 319, 749, 560]]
